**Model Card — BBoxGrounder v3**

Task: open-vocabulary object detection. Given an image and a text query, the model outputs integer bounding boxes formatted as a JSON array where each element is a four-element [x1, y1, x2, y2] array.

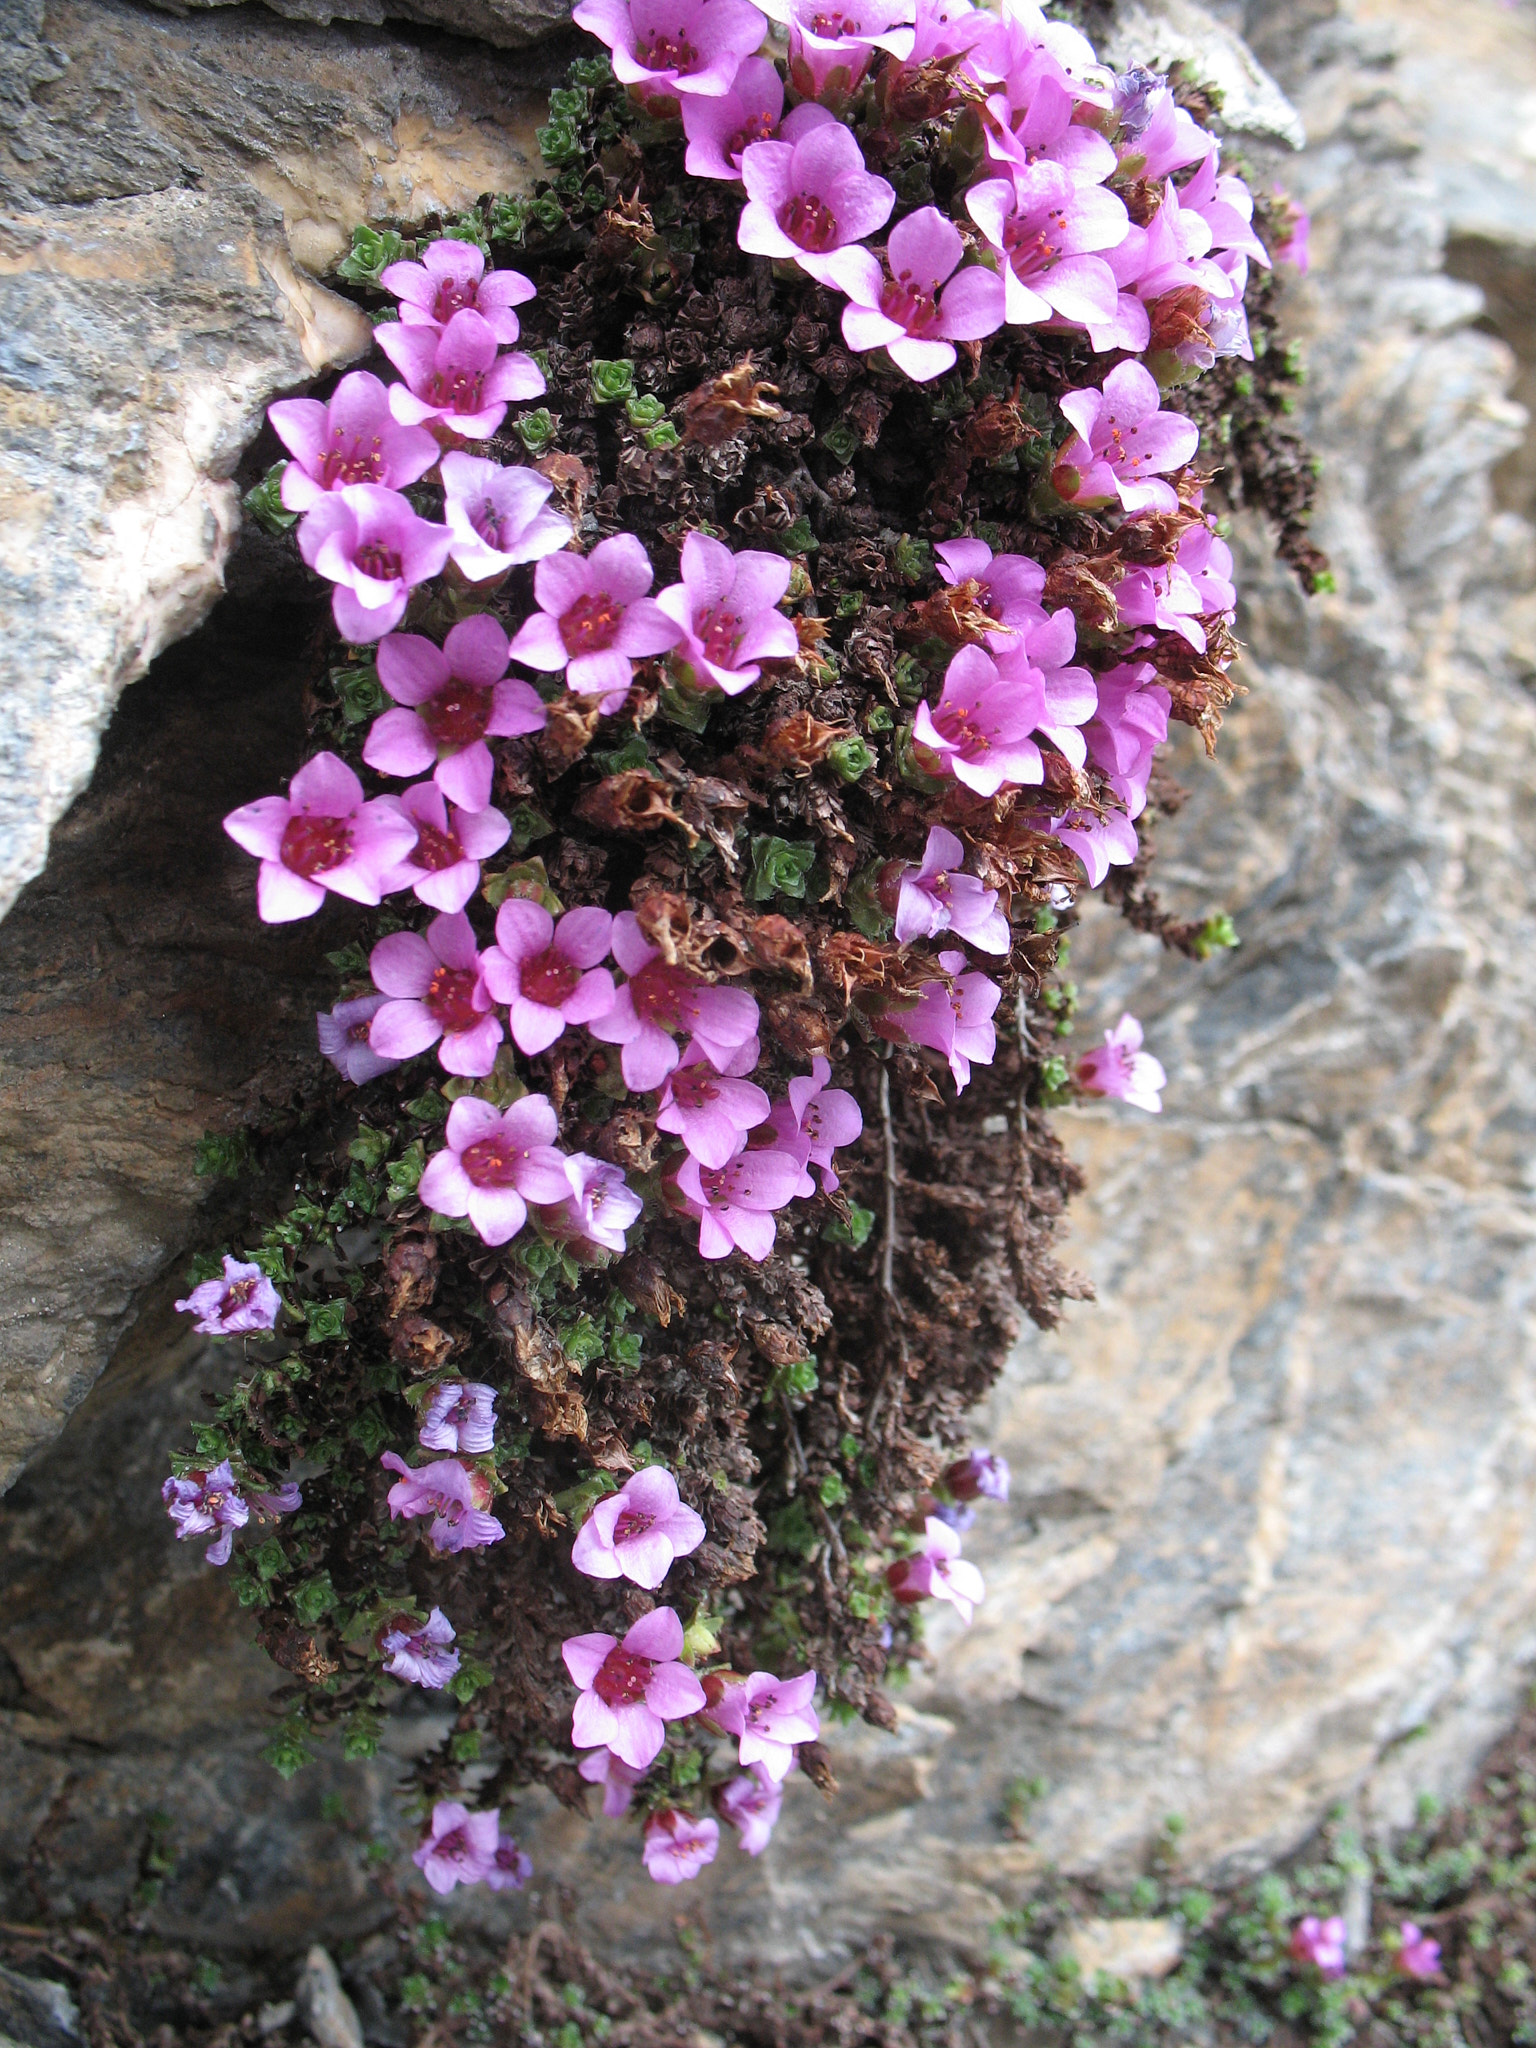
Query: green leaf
[[386, 1139, 427, 1200], [625, 393, 665, 428], [404, 1091, 449, 1124], [291, 1572, 337, 1626], [893, 534, 933, 584], [550, 1470, 620, 1528], [336, 224, 405, 288], [348, 1124, 391, 1170], [658, 674, 713, 733], [1193, 911, 1239, 960], [827, 734, 875, 783], [304, 1299, 349, 1345], [822, 1203, 875, 1248], [819, 1470, 849, 1507], [342, 1708, 383, 1761], [821, 418, 860, 466], [515, 406, 558, 455], [779, 515, 817, 556], [591, 358, 637, 405], [262, 1714, 315, 1779], [767, 1496, 818, 1559], [748, 834, 817, 903], [332, 661, 384, 725], [537, 118, 584, 167], [447, 1654, 494, 1703], [243, 461, 297, 536], [195, 1129, 253, 1181], [508, 803, 556, 852], [643, 420, 681, 450], [487, 195, 531, 243], [347, 1406, 391, 1457]]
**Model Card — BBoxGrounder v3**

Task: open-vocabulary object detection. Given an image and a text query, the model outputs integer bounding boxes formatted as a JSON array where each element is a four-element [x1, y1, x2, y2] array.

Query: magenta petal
[[644, 1662, 707, 1718], [370, 999, 442, 1058], [434, 742, 494, 814], [623, 1605, 685, 1661]]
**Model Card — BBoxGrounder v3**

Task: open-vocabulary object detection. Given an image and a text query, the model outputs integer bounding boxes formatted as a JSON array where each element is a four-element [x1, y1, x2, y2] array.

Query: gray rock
[[145, 0, 575, 54], [295, 1947, 364, 2048], [0, 1966, 79, 2048]]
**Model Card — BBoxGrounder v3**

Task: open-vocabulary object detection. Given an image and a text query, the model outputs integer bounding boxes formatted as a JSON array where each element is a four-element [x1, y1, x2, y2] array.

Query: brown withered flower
[[680, 356, 787, 447], [761, 707, 851, 772]]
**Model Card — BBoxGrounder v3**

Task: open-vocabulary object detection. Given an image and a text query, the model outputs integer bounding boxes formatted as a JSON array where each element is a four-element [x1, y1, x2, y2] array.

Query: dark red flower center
[[594, 1647, 654, 1707], [280, 813, 352, 878], [810, 8, 860, 30], [881, 271, 940, 335], [410, 821, 464, 873], [697, 1167, 733, 1210], [425, 367, 485, 413], [432, 279, 477, 322], [347, 1019, 372, 1044], [219, 1278, 258, 1315], [560, 590, 624, 656], [420, 686, 492, 747], [780, 192, 840, 252], [353, 541, 403, 584], [520, 944, 581, 1007], [670, 1068, 719, 1111], [629, 959, 685, 1028], [727, 111, 776, 156], [319, 436, 386, 487], [461, 1136, 519, 1187], [637, 27, 699, 71], [613, 1506, 656, 1545], [697, 605, 744, 669], [436, 1825, 473, 1862], [425, 964, 481, 1034]]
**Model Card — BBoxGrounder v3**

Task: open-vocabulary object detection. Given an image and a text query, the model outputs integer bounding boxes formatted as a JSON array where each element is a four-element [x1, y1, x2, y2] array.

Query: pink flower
[[296, 482, 452, 643], [419, 1381, 497, 1455], [1118, 81, 1214, 182], [317, 993, 399, 1084], [1276, 204, 1310, 274], [738, 123, 895, 290], [174, 1255, 281, 1336], [1053, 361, 1200, 516], [571, 1466, 707, 1589], [771, 0, 915, 100], [965, 161, 1128, 334], [269, 370, 438, 514], [368, 911, 501, 1077], [876, 949, 1000, 1091], [656, 1040, 770, 1168], [579, 1747, 647, 1816], [381, 1606, 461, 1688], [223, 750, 417, 923], [912, 644, 1046, 797], [1181, 155, 1270, 269], [673, 1142, 807, 1260], [1289, 1916, 1347, 1979], [485, 1832, 533, 1892], [552, 1154, 644, 1254], [572, 0, 769, 97], [368, 613, 547, 814], [682, 60, 834, 179], [837, 206, 1004, 382], [440, 451, 572, 582], [589, 910, 759, 1090], [710, 1669, 819, 1781], [1395, 1922, 1440, 1980], [655, 532, 797, 696], [1044, 804, 1139, 887], [1117, 520, 1235, 650], [934, 536, 1047, 646], [715, 1767, 782, 1854], [945, 1449, 1009, 1501], [642, 1808, 720, 1885], [381, 1451, 504, 1553], [563, 1607, 707, 1771], [413, 1801, 499, 1894], [377, 782, 510, 913], [377, 308, 544, 439], [161, 1460, 249, 1566], [1075, 1012, 1164, 1112], [380, 238, 536, 344], [510, 533, 680, 712], [481, 900, 616, 1055], [886, 1515, 985, 1622], [980, 51, 1118, 186], [417, 1094, 571, 1246], [766, 1055, 863, 1193], [893, 825, 1009, 953], [252, 1482, 303, 1518], [1083, 661, 1169, 820]]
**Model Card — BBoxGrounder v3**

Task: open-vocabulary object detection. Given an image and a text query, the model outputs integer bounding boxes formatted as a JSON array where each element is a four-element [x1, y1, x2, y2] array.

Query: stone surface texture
[[4, 0, 1536, 1983]]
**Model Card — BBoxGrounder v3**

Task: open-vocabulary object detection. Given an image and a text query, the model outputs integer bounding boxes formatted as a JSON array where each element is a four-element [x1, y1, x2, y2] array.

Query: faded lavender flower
[[552, 1154, 644, 1255], [1290, 1916, 1347, 1979], [579, 1747, 647, 1816], [381, 1452, 504, 1553], [419, 1381, 498, 1455], [317, 993, 400, 1085], [161, 1461, 249, 1566], [891, 825, 1009, 953], [1075, 1012, 1165, 1113], [485, 1832, 533, 1892], [710, 1669, 819, 1781], [174, 1255, 281, 1336], [440, 450, 572, 582], [381, 1607, 461, 1689], [714, 1767, 782, 1855], [413, 1801, 500, 1894], [766, 1055, 863, 1194], [944, 1449, 1009, 1501], [887, 1515, 986, 1622]]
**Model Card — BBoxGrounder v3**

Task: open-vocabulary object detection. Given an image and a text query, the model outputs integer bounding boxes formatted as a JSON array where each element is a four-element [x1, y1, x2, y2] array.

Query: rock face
[[5, 0, 1536, 1983]]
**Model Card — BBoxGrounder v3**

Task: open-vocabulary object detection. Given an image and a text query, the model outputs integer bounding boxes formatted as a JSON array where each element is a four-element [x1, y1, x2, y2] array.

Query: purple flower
[[563, 1607, 707, 1772], [980, 50, 1118, 187], [773, 0, 915, 100], [1083, 661, 1170, 820], [1275, 200, 1310, 274], [1395, 1923, 1441, 1980], [589, 911, 759, 1091], [269, 370, 439, 515], [893, 825, 1008, 954], [419, 1380, 498, 1455], [579, 1746, 646, 1815], [510, 533, 680, 712], [714, 1766, 782, 1855], [296, 483, 452, 643], [161, 1459, 249, 1566], [481, 900, 616, 1056], [838, 206, 1004, 382], [440, 450, 572, 583], [965, 161, 1127, 334], [1181, 155, 1270, 269], [934, 536, 1047, 646], [931, 1500, 973, 1533], [1289, 1916, 1347, 1979], [377, 307, 544, 439], [656, 533, 797, 696], [381, 1606, 461, 1689], [1076, 1012, 1165, 1113], [711, 1669, 819, 1781], [381, 1451, 504, 1553], [642, 1808, 720, 1885], [1119, 81, 1214, 182], [368, 910, 501, 1077], [1053, 361, 1200, 516], [571, 1466, 707, 1589], [413, 1801, 499, 1895], [317, 993, 400, 1085], [673, 1141, 807, 1261], [944, 1449, 1009, 1501], [252, 1482, 303, 1518], [485, 1831, 533, 1892], [681, 60, 833, 179], [1044, 804, 1139, 887], [377, 782, 510, 914], [1117, 521, 1235, 652], [886, 1515, 985, 1622], [738, 123, 895, 289], [876, 949, 1000, 1091], [572, 0, 769, 97], [552, 1154, 644, 1255], [766, 1055, 863, 1193], [380, 238, 536, 345], [657, 1040, 770, 1169], [224, 751, 418, 923], [174, 1255, 282, 1336], [368, 613, 547, 815], [912, 644, 1047, 797], [417, 1093, 571, 1246]]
